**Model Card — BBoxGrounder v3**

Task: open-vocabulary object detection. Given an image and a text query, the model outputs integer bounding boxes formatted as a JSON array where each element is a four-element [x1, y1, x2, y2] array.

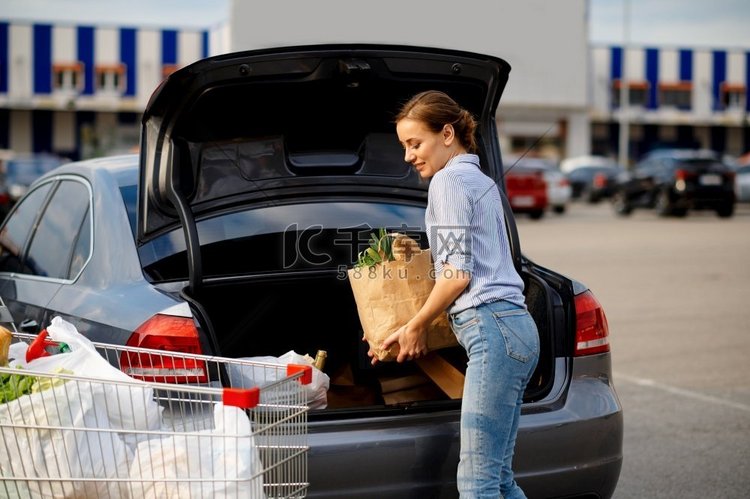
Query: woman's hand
[[380, 320, 429, 364]]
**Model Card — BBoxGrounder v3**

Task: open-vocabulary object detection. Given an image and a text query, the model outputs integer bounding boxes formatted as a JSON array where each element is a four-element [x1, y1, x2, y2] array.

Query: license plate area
[[699, 174, 722, 186], [512, 195, 535, 207]]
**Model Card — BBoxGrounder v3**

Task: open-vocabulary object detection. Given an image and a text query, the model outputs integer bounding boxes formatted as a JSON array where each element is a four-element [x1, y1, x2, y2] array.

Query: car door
[[630, 158, 658, 202], [0, 177, 91, 333]]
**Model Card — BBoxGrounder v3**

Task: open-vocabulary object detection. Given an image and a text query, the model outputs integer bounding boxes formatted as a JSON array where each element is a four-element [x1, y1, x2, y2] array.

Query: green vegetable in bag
[[0, 368, 35, 403], [355, 228, 395, 268]]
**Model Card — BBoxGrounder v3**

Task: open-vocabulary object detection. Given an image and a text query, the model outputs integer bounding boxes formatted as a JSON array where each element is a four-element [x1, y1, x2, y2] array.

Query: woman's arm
[[374, 263, 470, 364]]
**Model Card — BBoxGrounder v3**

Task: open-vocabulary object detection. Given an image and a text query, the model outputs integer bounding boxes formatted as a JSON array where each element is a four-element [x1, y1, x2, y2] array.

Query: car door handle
[[19, 319, 38, 332]]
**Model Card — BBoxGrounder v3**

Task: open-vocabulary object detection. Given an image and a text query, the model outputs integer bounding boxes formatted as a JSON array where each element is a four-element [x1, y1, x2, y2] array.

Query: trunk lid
[[137, 44, 510, 246]]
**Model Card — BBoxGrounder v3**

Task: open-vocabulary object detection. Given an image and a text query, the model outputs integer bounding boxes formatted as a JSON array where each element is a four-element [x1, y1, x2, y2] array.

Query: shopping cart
[[1, 329, 311, 498]]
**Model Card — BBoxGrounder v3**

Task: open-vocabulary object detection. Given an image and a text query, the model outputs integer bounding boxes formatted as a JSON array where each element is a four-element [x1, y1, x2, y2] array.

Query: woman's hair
[[395, 90, 478, 153]]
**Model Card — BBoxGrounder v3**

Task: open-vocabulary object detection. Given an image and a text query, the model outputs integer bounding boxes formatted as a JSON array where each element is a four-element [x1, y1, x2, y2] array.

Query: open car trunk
[[180, 264, 557, 412]]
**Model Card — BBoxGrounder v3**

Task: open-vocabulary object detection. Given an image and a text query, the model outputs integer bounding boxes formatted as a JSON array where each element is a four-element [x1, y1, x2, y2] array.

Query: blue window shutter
[[0, 23, 8, 93], [712, 50, 726, 111], [33, 24, 52, 94], [646, 48, 659, 109], [77, 26, 95, 95], [679, 49, 692, 82], [120, 28, 136, 97], [162, 30, 177, 65], [610, 46, 622, 81]]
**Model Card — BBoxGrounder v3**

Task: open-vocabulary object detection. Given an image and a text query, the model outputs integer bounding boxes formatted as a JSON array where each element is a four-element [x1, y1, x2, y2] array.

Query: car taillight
[[120, 314, 207, 383], [593, 173, 607, 188], [574, 290, 610, 356], [674, 169, 697, 181], [535, 172, 547, 188]]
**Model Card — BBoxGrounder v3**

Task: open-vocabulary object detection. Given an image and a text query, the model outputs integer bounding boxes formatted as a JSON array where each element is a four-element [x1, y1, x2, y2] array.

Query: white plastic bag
[[227, 351, 330, 409], [128, 403, 265, 498], [21, 317, 162, 437], [0, 378, 131, 498]]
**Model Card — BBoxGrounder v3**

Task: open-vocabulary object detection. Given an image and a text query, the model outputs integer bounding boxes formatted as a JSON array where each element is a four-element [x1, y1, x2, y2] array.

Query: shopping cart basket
[[1, 330, 311, 498]]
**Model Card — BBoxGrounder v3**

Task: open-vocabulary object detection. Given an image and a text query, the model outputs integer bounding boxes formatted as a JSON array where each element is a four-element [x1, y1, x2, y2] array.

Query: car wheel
[[655, 190, 673, 217], [716, 203, 734, 218], [672, 207, 688, 217], [612, 192, 632, 216], [529, 209, 545, 220], [553, 205, 565, 214]]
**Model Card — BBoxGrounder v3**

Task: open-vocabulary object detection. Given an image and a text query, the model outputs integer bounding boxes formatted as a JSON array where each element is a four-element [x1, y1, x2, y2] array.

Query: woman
[[380, 90, 540, 498]]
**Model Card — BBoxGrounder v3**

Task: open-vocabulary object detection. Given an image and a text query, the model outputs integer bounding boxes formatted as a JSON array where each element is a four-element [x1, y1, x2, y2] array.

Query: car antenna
[[501, 122, 556, 180], [476, 122, 557, 204]]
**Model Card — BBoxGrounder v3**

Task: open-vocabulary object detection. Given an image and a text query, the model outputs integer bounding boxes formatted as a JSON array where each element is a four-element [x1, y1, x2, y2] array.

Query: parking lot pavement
[[517, 201, 750, 498]]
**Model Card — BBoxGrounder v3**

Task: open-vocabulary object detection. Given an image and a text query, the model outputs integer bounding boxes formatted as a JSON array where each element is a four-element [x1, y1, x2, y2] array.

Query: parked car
[[611, 149, 736, 217], [0, 154, 68, 220], [506, 157, 571, 214], [542, 164, 573, 213], [565, 164, 622, 203], [503, 163, 548, 219], [0, 45, 622, 498], [734, 162, 750, 203]]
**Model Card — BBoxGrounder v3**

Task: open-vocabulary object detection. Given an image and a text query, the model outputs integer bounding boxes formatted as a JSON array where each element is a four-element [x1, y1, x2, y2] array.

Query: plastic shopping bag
[[0, 378, 131, 498], [128, 403, 265, 498], [19, 317, 162, 438], [227, 351, 330, 409]]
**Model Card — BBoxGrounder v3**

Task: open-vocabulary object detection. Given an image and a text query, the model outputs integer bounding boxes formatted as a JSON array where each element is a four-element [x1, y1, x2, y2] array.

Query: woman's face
[[396, 118, 455, 179]]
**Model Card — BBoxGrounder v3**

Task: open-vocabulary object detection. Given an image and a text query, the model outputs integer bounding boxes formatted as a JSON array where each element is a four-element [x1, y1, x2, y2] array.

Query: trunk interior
[[190, 268, 556, 413]]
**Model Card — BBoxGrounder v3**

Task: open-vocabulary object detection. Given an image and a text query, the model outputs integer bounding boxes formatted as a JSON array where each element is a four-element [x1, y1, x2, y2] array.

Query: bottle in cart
[[313, 350, 327, 371]]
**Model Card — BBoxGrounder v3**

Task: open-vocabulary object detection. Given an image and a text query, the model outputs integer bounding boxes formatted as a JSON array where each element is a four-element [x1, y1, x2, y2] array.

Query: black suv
[[612, 149, 736, 217]]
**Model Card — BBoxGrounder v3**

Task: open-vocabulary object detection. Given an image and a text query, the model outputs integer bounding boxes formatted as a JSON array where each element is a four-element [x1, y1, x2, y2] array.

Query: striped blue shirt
[[425, 154, 526, 314]]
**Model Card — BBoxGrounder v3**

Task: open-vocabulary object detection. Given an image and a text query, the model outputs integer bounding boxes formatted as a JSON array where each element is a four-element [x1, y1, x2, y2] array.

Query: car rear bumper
[[672, 186, 734, 208], [515, 355, 623, 498], [304, 355, 623, 498]]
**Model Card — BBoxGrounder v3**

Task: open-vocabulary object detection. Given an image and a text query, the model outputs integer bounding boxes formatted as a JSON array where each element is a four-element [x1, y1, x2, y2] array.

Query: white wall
[[592, 46, 611, 113], [727, 51, 745, 84], [136, 29, 161, 108], [659, 48, 679, 82], [229, 0, 589, 110], [8, 25, 33, 102], [693, 50, 712, 118], [52, 26, 76, 63], [95, 28, 118, 64], [178, 31, 203, 66]]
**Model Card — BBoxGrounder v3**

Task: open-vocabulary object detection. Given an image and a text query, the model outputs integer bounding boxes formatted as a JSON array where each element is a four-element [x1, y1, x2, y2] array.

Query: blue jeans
[[450, 300, 540, 499]]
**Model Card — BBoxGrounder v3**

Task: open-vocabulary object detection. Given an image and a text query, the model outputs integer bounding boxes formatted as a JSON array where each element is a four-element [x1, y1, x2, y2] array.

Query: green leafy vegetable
[[0, 368, 36, 404], [355, 228, 395, 268]]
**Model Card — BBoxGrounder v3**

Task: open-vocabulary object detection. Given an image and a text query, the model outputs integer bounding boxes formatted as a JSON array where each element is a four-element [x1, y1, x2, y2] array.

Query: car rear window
[[133, 201, 426, 282], [676, 159, 728, 172]]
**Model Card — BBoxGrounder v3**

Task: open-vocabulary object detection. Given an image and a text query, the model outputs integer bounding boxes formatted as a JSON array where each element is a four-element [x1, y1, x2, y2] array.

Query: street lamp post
[[618, 0, 631, 169]]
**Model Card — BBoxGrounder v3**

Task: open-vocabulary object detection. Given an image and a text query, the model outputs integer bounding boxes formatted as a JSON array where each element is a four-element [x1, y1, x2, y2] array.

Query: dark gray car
[[0, 45, 622, 498]]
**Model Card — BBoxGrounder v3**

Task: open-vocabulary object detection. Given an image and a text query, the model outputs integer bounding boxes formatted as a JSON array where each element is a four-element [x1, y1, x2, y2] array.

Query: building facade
[[0, 20, 224, 160], [591, 44, 750, 162], [229, 0, 592, 163]]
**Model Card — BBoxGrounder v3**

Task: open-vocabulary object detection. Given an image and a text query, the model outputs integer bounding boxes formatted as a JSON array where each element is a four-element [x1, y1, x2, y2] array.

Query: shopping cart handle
[[223, 387, 260, 409], [26, 329, 53, 363], [287, 364, 313, 385]]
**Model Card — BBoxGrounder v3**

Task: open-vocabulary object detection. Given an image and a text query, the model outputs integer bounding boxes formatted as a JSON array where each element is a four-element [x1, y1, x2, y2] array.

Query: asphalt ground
[[517, 200, 750, 499]]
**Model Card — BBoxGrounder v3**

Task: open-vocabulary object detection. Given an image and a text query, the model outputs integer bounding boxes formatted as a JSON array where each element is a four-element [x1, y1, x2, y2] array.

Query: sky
[[2, 0, 750, 49], [589, 0, 750, 48]]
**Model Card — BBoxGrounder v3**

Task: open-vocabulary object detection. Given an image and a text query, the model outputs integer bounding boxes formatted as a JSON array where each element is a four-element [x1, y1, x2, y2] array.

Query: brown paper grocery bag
[[348, 235, 458, 362]]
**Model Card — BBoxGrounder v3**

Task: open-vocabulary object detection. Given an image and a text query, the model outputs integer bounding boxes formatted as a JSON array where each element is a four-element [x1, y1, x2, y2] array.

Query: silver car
[[0, 45, 622, 498]]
